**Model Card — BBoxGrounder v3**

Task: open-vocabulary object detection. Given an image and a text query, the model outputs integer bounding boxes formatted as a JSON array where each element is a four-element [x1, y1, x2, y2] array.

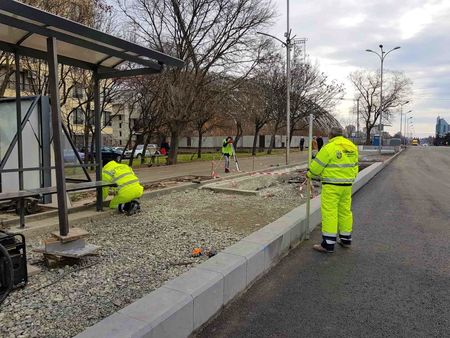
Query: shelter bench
[[0, 181, 117, 227]]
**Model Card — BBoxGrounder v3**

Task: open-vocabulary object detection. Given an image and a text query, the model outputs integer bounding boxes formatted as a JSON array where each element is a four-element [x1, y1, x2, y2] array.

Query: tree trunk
[[167, 127, 180, 165], [233, 121, 243, 151], [365, 124, 372, 145], [197, 128, 203, 159], [128, 142, 138, 167], [252, 127, 260, 156], [141, 133, 152, 165], [267, 121, 280, 155]]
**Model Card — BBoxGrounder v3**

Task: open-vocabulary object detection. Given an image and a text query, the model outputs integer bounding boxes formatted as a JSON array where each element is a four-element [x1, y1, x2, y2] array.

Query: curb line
[[74, 155, 399, 338]]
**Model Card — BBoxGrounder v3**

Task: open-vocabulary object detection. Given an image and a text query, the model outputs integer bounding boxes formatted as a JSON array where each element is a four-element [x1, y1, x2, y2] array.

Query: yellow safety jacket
[[307, 136, 359, 185], [222, 139, 233, 156], [102, 161, 142, 200]]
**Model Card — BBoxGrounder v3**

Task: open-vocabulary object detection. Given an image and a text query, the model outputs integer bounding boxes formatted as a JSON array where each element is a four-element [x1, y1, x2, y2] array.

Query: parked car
[[63, 149, 85, 163], [84, 147, 122, 163], [124, 144, 159, 159]]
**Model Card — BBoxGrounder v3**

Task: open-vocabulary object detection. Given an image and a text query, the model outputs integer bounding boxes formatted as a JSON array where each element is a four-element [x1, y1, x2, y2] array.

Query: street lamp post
[[399, 100, 409, 137], [257, 0, 303, 165], [406, 116, 413, 144], [404, 111, 412, 145], [366, 45, 401, 154]]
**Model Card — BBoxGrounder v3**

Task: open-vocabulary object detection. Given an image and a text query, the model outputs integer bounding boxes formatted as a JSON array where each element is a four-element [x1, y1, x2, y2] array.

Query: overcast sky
[[269, 0, 450, 137]]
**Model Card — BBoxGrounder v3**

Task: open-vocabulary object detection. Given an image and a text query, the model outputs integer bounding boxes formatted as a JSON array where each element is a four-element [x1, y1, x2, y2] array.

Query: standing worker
[[102, 160, 144, 215], [222, 136, 234, 173], [299, 137, 305, 151], [306, 127, 359, 253]]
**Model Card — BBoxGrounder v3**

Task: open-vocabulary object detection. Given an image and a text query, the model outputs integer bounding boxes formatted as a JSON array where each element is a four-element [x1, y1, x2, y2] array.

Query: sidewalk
[[128, 151, 308, 183]]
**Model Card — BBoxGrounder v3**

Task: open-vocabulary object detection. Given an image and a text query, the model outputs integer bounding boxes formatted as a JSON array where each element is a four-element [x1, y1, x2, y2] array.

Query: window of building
[[103, 111, 112, 127], [118, 115, 122, 121], [119, 131, 122, 137], [119, 140, 122, 145], [72, 83, 84, 99], [119, 123, 122, 129], [73, 108, 85, 125]]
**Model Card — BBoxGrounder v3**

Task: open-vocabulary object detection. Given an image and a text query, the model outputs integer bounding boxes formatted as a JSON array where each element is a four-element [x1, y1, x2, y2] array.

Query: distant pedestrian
[[222, 136, 234, 173], [299, 137, 305, 151], [312, 137, 318, 158], [317, 136, 324, 151], [160, 140, 170, 156], [307, 127, 359, 253]]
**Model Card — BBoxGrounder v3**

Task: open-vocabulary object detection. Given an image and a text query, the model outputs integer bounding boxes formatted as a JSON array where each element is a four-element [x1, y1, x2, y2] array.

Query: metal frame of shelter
[[0, 0, 183, 236]]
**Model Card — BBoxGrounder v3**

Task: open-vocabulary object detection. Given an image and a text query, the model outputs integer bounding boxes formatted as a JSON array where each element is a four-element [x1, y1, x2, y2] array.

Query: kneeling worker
[[102, 160, 143, 215], [306, 127, 359, 253]]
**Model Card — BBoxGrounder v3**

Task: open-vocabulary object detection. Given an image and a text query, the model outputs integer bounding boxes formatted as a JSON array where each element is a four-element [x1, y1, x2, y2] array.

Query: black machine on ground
[[0, 231, 27, 304]]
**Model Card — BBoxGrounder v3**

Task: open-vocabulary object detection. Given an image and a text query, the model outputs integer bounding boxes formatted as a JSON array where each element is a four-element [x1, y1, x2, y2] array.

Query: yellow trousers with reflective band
[[109, 183, 143, 209], [321, 184, 353, 250]]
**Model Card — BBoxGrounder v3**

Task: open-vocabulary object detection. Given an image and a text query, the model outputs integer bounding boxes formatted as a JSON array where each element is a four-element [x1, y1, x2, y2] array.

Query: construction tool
[[232, 144, 241, 171]]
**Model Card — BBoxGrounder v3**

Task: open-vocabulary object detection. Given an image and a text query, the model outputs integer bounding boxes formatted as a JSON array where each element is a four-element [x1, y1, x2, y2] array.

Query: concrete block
[[197, 252, 247, 304], [73, 312, 149, 338], [242, 229, 283, 269], [223, 241, 265, 285], [260, 219, 292, 254], [119, 286, 193, 338], [164, 267, 223, 330]]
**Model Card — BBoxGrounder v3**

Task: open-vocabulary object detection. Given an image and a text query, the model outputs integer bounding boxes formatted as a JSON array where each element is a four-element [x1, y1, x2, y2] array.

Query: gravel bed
[[0, 175, 312, 338]]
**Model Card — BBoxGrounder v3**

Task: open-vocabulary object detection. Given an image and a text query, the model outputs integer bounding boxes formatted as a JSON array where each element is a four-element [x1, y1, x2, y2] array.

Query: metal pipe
[[47, 37, 69, 236], [14, 53, 25, 228], [379, 47, 384, 154], [93, 73, 103, 211], [305, 113, 313, 240], [286, 0, 291, 165]]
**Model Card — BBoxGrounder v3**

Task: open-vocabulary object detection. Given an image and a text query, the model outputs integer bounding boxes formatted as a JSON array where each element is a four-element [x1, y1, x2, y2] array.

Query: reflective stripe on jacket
[[222, 139, 233, 155], [102, 161, 142, 199], [307, 136, 359, 185]]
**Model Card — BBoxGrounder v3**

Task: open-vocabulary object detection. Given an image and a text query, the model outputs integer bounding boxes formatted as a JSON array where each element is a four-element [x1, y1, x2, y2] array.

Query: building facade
[[436, 116, 449, 137]]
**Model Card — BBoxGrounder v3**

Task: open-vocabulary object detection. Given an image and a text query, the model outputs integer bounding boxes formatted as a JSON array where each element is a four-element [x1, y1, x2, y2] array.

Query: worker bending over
[[102, 160, 143, 215], [222, 136, 234, 173], [307, 127, 359, 253]]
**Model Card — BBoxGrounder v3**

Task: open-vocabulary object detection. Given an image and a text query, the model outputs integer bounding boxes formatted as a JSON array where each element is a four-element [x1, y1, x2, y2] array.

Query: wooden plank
[[50, 227, 89, 242]]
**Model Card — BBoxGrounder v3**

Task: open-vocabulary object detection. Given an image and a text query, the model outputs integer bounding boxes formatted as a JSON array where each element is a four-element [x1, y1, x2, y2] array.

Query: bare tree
[[349, 70, 412, 144], [119, 0, 274, 164]]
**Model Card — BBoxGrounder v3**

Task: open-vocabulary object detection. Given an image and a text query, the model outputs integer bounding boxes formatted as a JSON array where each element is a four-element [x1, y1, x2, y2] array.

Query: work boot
[[338, 239, 351, 248], [225, 168, 230, 173], [313, 244, 334, 253], [118, 204, 125, 214]]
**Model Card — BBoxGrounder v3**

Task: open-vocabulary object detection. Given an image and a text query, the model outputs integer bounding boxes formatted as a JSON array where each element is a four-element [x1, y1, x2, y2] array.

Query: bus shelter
[[0, 0, 183, 236]]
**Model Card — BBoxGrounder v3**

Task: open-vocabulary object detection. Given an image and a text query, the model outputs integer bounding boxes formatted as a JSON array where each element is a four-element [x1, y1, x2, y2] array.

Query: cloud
[[269, 0, 450, 137]]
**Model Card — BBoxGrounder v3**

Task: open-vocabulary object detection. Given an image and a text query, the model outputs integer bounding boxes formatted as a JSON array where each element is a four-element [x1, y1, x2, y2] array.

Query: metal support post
[[305, 113, 313, 240], [378, 56, 384, 154], [93, 72, 103, 211], [40, 96, 52, 203], [14, 53, 25, 227], [47, 37, 69, 236], [356, 98, 360, 142], [285, 0, 291, 165]]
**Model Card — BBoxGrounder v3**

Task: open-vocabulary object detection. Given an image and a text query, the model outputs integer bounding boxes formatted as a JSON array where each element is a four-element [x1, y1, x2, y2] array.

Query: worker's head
[[328, 127, 344, 139], [226, 136, 233, 143]]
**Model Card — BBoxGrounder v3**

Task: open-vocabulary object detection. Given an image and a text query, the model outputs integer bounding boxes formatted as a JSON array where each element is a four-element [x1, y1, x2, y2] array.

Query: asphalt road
[[196, 147, 450, 338]]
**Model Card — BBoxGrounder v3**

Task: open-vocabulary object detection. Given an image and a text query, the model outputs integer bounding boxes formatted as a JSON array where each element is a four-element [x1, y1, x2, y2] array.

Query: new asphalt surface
[[196, 147, 450, 338]]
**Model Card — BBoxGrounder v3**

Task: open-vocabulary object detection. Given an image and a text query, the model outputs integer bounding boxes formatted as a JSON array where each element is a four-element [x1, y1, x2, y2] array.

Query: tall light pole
[[366, 45, 401, 154], [257, 1, 304, 165], [399, 100, 409, 136], [407, 116, 413, 144], [404, 111, 412, 145]]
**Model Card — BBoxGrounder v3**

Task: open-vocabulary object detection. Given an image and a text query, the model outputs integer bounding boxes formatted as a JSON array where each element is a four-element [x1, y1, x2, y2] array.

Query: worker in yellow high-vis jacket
[[306, 127, 359, 253], [102, 161, 144, 215]]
